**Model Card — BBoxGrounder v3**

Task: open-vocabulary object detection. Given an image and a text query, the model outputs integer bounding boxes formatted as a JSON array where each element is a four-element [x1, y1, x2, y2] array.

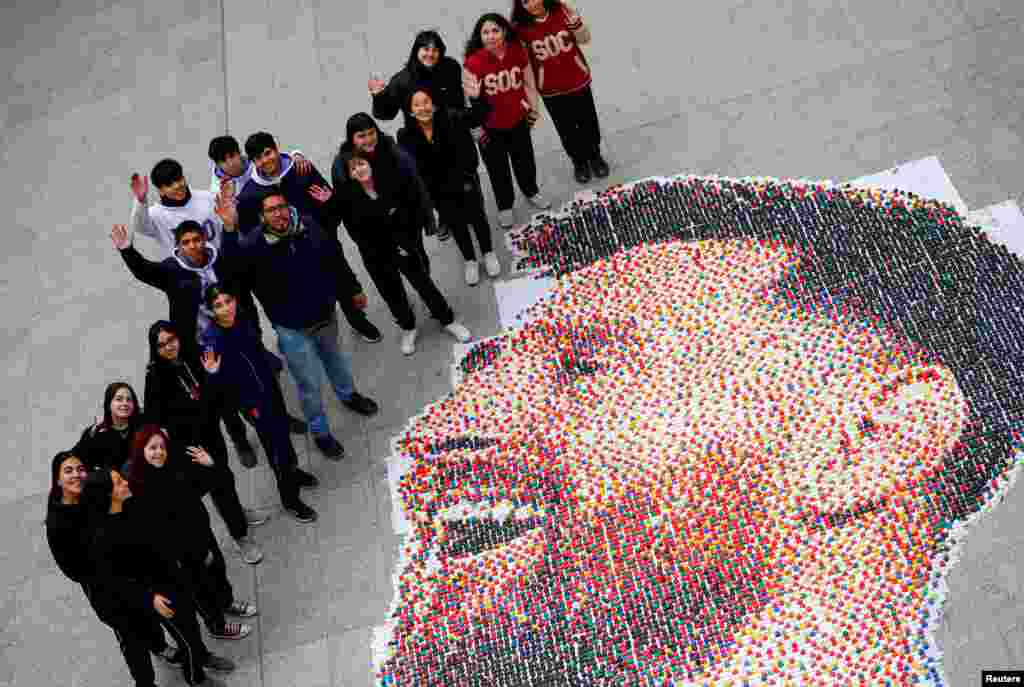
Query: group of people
[[45, 2, 605, 685]]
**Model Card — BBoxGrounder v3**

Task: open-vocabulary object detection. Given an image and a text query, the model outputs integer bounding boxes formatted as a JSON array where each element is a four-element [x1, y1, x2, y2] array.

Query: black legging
[[434, 174, 494, 261], [363, 244, 454, 331], [543, 84, 602, 166], [197, 425, 248, 540], [83, 582, 167, 687], [480, 118, 540, 211], [182, 519, 234, 634]]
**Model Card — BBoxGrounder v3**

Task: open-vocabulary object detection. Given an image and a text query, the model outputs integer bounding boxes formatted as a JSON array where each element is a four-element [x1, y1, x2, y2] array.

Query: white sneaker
[[444, 321, 472, 343], [400, 328, 418, 355], [498, 209, 515, 228], [526, 192, 551, 209], [483, 252, 501, 277], [464, 260, 480, 286]]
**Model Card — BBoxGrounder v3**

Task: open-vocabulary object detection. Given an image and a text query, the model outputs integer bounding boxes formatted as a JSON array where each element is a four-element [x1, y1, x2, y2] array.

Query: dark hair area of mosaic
[[506, 178, 1024, 526]]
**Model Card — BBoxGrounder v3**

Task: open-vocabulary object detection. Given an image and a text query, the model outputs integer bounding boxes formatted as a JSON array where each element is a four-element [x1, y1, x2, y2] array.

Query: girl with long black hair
[[73, 382, 143, 471], [46, 451, 178, 687], [398, 78, 501, 286], [144, 320, 264, 564], [81, 467, 234, 686], [512, 0, 609, 183], [464, 12, 551, 229]]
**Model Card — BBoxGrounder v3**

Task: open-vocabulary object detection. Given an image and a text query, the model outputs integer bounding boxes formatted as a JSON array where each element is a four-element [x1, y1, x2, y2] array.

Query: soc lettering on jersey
[[484, 66, 523, 95], [530, 31, 574, 61]]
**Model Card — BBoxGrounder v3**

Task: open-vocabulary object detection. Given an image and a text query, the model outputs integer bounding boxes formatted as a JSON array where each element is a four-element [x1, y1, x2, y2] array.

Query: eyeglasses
[[157, 335, 179, 350], [61, 466, 89, 475], [263, 204, 290, 214]]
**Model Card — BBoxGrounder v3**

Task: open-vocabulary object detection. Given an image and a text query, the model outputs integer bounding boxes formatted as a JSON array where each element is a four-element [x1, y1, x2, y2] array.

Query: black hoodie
[[143, 321, 227, 451], [331, 118, 435, 262], [397, 98, 490, 197], [372, 31, 467, 127], [46, 498, 93, 585]]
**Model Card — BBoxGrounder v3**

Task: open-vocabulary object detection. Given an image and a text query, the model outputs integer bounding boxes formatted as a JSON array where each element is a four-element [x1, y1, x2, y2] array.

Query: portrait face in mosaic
[[376, 179, 1023, 685]]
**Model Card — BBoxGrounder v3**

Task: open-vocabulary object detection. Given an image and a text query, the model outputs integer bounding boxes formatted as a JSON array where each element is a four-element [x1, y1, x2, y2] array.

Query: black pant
[[201, 424, 248, 540], [185, 527, 233, 633], [83, 583, 166, 687], [364, 246, 454, 331], [436, 174, 494, 261], [480, 118, 540, 211], [245, 387, 301, 506], [112, 592, 209, 685], [543, 85, 602, 166]]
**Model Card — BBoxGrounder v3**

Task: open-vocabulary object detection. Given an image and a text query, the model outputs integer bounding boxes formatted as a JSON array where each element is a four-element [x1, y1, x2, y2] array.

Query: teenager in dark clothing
[[46, 452, 178, 687], [464, 13, 552, 229], [124, 425, 257, 639], [370, 30, 468, 127], [397, 80, 502, 286], [73, 382, 143, 471], [369, 29, 470, 243], [233, 131, 383, 344], [81, 468, 233, 686], [199, 284, 320, 523], [513, 0, 609, 184], [333, 117, 473, 356], [111, 220, 276, 465], [144, 321, 265, 564]]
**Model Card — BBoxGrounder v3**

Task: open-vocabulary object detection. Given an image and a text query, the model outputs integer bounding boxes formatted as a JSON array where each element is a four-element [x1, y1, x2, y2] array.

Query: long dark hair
[[147, 320, 177, 367], [406, 29, 448, 73], [98, 382, 140, 431], [49, 450, 78, 503], [465, 13, 516, 57], [510, 0, 561, 25]]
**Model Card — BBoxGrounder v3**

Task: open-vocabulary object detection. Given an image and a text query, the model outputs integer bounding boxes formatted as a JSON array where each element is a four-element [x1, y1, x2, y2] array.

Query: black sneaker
[[283, 498, 318, 523], [350, 317, 382, 343], [203, 653, 237, 672], [313, 434, 345, 460], [573, 160, 592, 184], [590, 155, 610, 179], [288, 414, 307, 434], [342, 392, 379, 416], [233, 436, 258, 468], [293, 467, 320, 489]]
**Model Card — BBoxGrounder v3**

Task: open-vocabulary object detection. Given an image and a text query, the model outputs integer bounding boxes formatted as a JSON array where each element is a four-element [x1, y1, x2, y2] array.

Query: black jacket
[[143, 354, 226, 452], [397, 99, 490, 197], [373, 55, 466, 128], [46, 499, 93, 585], [88, 499, 190, 621], [73, 422, 137, 472], [119, 245, 244, 359], [221, 215, 362, 331], [332, 138, 432, 265], [127, 456, 216, 563]]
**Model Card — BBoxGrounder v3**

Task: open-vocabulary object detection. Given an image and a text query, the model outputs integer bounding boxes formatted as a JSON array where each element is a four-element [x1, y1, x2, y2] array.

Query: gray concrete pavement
[[1, 1, 1022, 685]]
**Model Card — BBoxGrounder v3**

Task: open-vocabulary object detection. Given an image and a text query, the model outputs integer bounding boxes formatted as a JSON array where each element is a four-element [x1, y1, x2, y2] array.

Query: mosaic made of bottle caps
[[375, 176, 1024, 686]]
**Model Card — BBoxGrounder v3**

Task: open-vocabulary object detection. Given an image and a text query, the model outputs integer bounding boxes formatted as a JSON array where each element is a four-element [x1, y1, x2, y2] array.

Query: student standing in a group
[[143, 320, 265, 564], [463, 13, 551, 229], [334, 113, 473, 356], [46, 452, 179, 687], [397, 76, 501, 286], [369, 29, 468, 243], [124, 425, 257, 640], [82, 468, 234, 686], [512, 0, 609, 184]]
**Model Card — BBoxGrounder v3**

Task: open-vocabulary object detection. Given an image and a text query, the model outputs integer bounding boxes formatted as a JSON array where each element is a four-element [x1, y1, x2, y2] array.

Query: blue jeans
[[273, 313, 355, 437]]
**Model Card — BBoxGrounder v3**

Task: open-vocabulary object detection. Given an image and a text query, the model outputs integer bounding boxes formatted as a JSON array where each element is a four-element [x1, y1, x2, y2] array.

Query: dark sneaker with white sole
[[314, 434, 345, 459], [208, 622, 250, 641], [284, 498, 318, 523], [203, 653, 237, 672], [342, 392, 379, 416]]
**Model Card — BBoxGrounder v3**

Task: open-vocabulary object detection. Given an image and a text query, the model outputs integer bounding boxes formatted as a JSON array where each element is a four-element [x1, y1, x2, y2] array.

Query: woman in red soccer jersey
[[464, 13, 552, 228], [512, 0, 609, 184]]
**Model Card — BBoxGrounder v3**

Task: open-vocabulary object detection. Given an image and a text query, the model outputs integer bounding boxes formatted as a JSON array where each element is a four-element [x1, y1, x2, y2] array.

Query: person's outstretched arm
[[111, 224, 171, 292]]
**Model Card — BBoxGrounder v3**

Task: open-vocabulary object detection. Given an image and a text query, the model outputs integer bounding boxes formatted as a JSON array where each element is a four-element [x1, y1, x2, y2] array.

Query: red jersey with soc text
[[515, 5, 591, 97], [464, 43, 530, 130]]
